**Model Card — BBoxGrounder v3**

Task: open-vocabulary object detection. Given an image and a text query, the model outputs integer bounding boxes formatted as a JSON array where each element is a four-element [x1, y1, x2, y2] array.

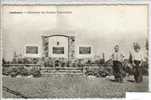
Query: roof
[[41, 27, 76, 37]]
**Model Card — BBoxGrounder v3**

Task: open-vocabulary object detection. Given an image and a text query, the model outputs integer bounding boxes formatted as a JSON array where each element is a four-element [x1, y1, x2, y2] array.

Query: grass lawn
[[2, 75, 148, 98]]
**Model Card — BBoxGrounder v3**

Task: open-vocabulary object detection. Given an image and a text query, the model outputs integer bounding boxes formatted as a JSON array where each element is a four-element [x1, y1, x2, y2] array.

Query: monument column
[[68, 35, 75, 67], [41, 36, 49, 57]]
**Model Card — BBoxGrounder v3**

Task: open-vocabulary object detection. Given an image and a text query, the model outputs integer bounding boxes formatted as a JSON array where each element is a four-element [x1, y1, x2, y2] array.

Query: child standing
[[111, 45, 124, 82]]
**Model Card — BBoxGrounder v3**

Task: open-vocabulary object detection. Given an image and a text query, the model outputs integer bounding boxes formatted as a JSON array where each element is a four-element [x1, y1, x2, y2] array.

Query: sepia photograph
[[1, 4, 149, 98]]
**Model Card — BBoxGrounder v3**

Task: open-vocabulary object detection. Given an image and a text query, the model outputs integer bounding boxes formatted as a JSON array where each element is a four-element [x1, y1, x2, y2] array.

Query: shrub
[[18, 66, 29, 76], [142, 61, 148, 75], [96, 66, 112, 77], [84, 66, 109, 77], [61, 62, 66, 67], [9, 67, 18, 77], [85, 71, 95, 76], [3, 66, 31, 77], [30, 68, 41, 77], [3, 67, 11, 76]]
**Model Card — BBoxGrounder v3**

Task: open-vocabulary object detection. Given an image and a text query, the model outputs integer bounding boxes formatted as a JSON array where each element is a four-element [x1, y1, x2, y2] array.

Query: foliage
[[142, 61, 148, 75], [9, 67, 19, 77], [3, 67, 12, 76], [3, 66, 41, 77], [30, 68, 41, 77], [84, 59, 148, 77], [84, 65, 112, 77], [17, 66, 29, 76]]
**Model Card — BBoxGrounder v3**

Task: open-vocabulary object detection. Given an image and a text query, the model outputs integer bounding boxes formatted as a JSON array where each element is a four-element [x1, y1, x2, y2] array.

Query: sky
[[1, 0, 148, 4], [2, 5, 148, 61]]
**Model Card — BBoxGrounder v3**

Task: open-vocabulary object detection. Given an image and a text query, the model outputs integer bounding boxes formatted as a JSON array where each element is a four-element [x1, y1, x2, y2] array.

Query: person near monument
[[111, 45, 125, 82]]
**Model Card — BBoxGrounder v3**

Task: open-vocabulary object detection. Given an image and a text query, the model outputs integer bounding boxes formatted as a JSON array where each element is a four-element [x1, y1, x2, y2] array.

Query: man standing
[[130, 43, 144, 83], [111, 45, 124, 82]]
